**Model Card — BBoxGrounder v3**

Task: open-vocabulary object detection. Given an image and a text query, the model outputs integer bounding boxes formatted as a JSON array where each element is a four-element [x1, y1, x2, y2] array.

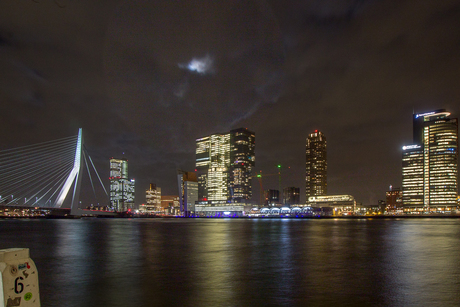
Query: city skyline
[[1, 0, 460, 207]]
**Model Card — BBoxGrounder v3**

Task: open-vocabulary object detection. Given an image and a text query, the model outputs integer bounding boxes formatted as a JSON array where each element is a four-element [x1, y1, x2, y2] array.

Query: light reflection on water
[[1, 218, 460, 307]]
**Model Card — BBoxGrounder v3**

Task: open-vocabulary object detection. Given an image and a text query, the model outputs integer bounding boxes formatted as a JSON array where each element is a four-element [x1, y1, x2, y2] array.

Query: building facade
[[283, 187, 300, 206], [402, 109, 458, 212], [195, 128, 255, 216], [196, 133, 230, 201], [306, 130, 327, 200], [196, 128, 255, 203], [177, 170, 198, 217], [264, 189, 279, 206], [402, 145, 424, 207], [308, 195, 356, 216], [142, 183, 161, 213], [229, 128, 256, 201], [386, 186, 403, 214], [161, 195, 180, 215], [109, 158, 135, 212]]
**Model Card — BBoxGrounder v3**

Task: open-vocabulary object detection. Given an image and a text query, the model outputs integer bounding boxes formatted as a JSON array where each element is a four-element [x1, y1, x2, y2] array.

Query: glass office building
[[196, 128, 255, 203], [402, 110, 458, 211], [109, 158, 135, 212], [229, 128, 255, 201]]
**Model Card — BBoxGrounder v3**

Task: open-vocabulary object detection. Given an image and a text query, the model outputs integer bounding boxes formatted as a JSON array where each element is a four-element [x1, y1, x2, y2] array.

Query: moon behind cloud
[[103, 0, 285, 144]]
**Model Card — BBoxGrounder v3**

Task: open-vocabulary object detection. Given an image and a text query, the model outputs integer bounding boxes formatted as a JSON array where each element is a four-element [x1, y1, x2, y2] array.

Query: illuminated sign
[[415, 112, 435, 118], [402, 145, 421, 150], [415, 111, 450, 118]]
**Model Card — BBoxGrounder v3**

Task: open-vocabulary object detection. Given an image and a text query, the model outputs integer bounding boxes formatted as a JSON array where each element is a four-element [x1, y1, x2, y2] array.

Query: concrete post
[[0, 248, 40, 307]]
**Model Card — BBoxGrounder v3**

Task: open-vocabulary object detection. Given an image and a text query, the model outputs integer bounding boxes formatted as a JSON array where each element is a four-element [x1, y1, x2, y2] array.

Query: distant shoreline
[[2, 214, 460, 220]]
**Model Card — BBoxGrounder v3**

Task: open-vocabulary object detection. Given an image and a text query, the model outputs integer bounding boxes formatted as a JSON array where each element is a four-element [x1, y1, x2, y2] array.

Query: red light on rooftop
[[315, 130, 318, 133]]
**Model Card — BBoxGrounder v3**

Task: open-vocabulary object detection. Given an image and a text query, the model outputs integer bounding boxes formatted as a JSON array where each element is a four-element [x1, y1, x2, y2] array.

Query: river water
[[1, 218, 460, 306]]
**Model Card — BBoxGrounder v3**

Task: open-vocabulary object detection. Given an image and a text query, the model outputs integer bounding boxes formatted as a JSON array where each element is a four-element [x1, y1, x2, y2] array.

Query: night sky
[[1, 0, 460, 206]]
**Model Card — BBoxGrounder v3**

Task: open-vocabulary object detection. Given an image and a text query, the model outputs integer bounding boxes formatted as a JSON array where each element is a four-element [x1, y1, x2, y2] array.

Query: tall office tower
[[109, 158, 135, 212], [177, 170, 198, 216], [283, 187, 300, 206], [402, 109, 458, 211], [402, 145, 424, 206], [145, 183, 161, 213], [196, 133, 230, 201], [264, 189, 279, 206], [306, 130, 327, 199], [196, 136, 210, 201], [208, 133, 230, 201], [196, 128, 255, 202], [229, 128, 255, 201]]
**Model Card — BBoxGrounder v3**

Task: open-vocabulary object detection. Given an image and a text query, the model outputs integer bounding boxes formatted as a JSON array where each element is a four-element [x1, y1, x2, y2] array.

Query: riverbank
[[4, 214, 460, 219]]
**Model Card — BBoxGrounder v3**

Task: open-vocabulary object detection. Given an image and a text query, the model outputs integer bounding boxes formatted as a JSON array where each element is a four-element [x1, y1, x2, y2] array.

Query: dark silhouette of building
[[386, 186, 402, 214], [177, 170, 198, 217], [264, 189, 279, 206], [283, 187, 300, 206]]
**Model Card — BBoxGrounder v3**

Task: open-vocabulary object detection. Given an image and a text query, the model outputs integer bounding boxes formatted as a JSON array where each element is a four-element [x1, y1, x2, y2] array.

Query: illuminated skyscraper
[[109, 158, 135, 212], [306, 130, 327, 199], [229, 128, 255, 201], [196, 133, 230, 201], [196, 128, 255, 202], [402, 145, 424, 206], [196, 136, 211, 201], [402, 109, 458, 211]]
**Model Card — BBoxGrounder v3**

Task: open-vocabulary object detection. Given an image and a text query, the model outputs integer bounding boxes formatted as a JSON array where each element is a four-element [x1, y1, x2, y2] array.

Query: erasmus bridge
[[0, 129, 110, 216]]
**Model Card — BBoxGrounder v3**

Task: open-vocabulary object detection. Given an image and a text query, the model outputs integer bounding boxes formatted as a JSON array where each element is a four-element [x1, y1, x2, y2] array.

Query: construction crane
[[252, 166, 292, 206]]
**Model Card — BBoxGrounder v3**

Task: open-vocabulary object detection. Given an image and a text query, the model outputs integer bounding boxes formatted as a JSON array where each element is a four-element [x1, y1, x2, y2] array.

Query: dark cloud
[[250, 0, 460, 202], [1, 0, 459, 206], [0, 31, 12, 46]]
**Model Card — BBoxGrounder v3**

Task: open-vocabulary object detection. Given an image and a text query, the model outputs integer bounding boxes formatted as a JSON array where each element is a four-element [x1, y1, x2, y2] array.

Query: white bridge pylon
[[54, 128, 83, 213]]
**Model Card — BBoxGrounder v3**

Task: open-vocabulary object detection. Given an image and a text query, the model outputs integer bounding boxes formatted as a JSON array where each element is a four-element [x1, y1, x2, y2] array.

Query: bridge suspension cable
[[83, 146, 108, 197], [0, 134, 80, 207], [0, 129, 108, 214]]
